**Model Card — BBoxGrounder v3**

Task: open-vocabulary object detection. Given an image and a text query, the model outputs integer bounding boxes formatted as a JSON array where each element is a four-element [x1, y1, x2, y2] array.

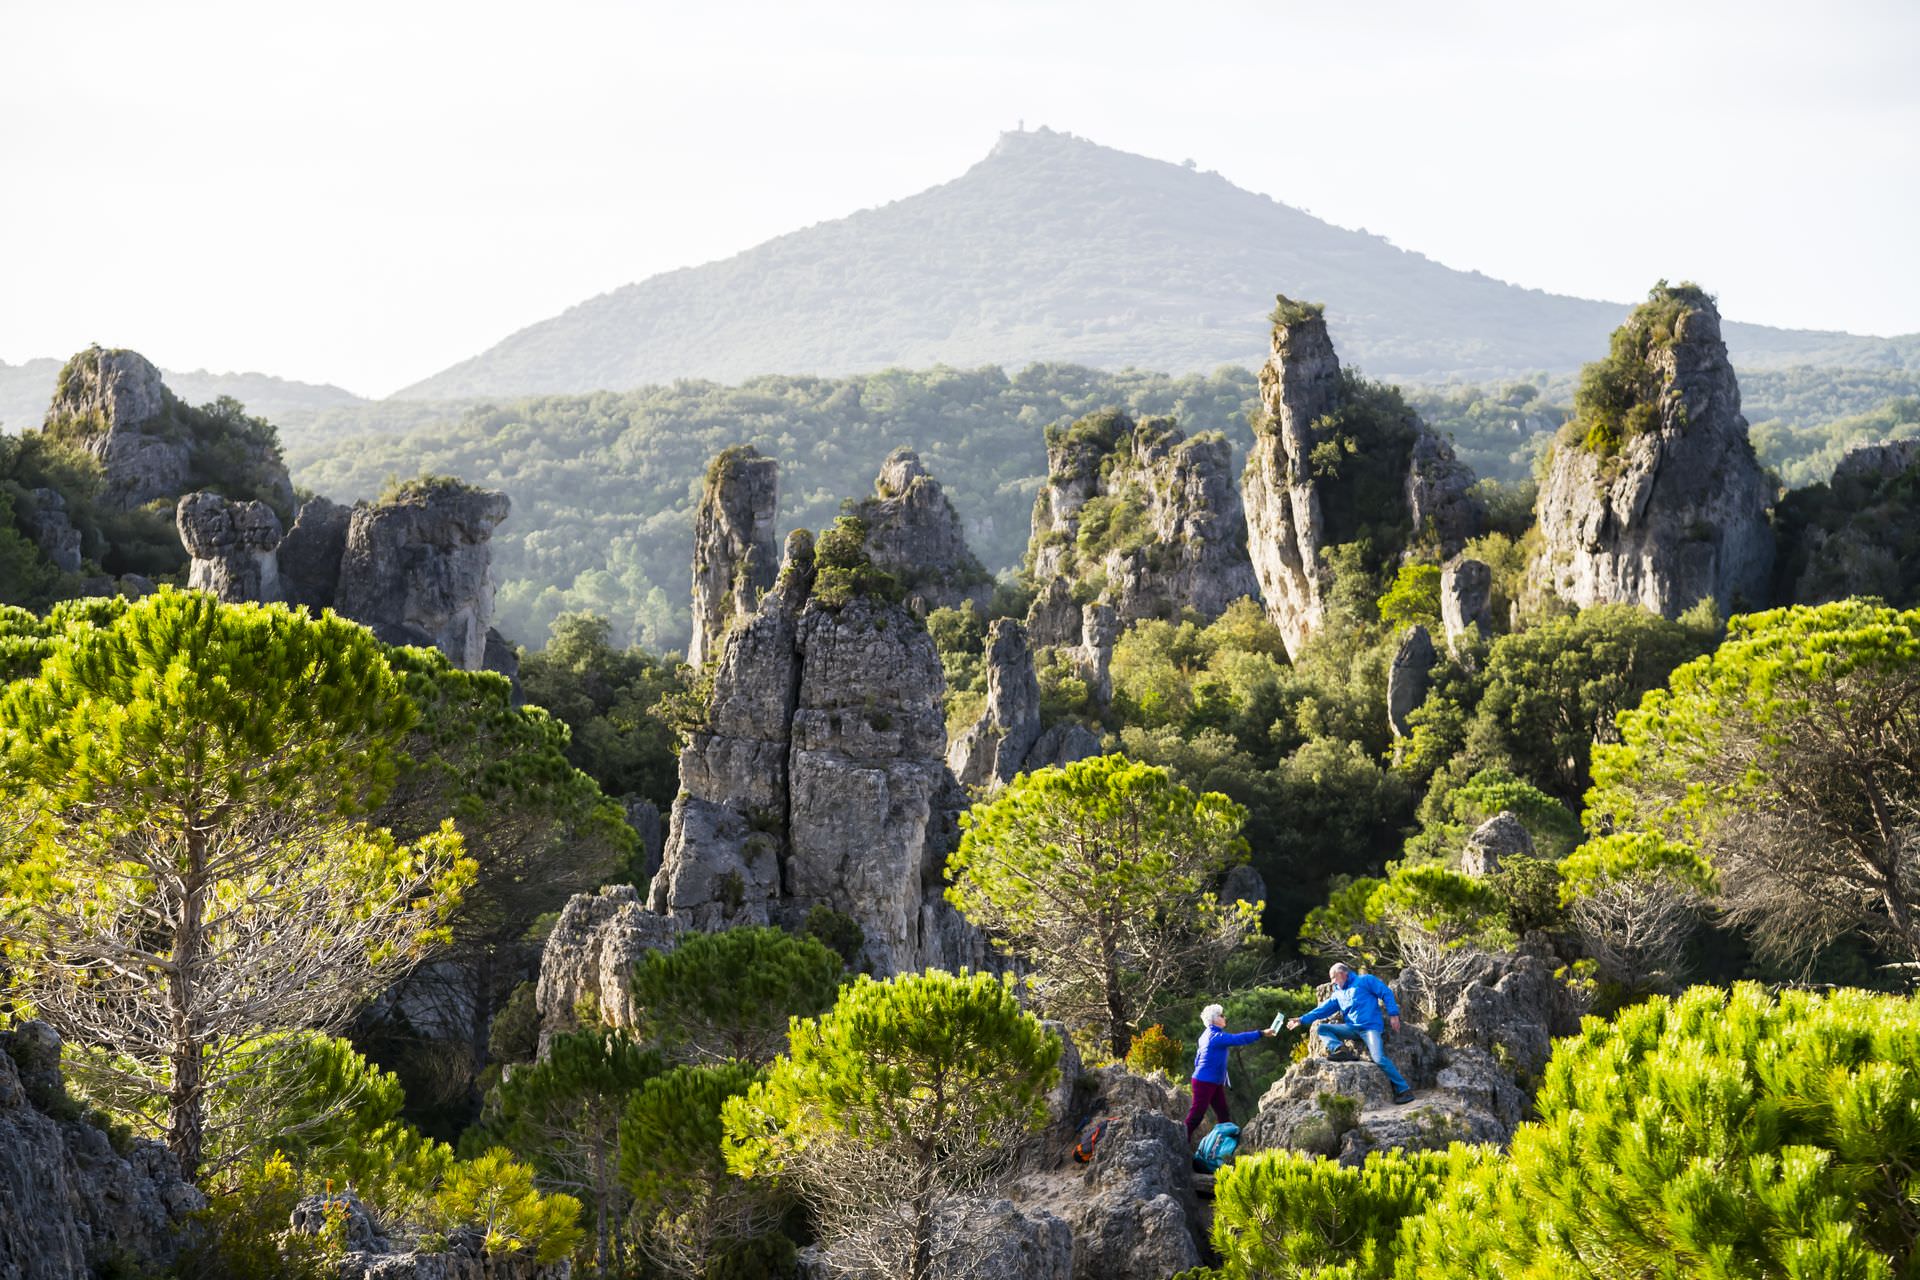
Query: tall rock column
[[335, 480, 510, 670], [947, 618, 1043, 788], [177, 492, 283, 602], [854, 448, 994, 616], [688, 446, 780, 668], [1532, 286, 1774, 617]]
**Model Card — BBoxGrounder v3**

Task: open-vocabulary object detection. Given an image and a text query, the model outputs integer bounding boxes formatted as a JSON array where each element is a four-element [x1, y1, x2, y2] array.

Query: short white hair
[[1201, 1003, 1225, 1027], [1329, 963, 1352, 980]]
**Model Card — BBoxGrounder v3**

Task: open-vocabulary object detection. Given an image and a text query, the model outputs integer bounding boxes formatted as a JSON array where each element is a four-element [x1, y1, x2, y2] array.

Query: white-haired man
[[1287, 963, 1415, 1104]]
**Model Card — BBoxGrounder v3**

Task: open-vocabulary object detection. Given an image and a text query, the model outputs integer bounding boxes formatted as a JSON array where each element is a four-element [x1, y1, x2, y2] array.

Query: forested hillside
[[289, 361, 1920, 651], [396, 129, 1920, 399]]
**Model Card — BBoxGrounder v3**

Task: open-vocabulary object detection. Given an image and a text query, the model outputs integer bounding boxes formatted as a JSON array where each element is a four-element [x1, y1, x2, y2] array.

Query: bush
[[1400, 984, 1920, 1276], [433, 1148, 583, 1264], [629, 926, 846, 1063], [1124, 1024, 1187, 1080]]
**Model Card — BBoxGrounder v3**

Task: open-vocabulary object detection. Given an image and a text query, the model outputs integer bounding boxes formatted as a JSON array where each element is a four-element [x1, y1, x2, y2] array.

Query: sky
[[2, 0, 1916, 398]]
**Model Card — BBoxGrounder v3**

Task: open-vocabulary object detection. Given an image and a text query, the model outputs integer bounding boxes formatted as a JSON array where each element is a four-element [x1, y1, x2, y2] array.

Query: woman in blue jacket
[[1185, 1003, 1274, 1140]]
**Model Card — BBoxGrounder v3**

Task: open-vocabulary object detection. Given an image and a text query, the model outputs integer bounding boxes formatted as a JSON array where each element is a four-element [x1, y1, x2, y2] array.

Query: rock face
[[277, 496, 352, 609], [0, 1022, 204, 1280], [21, 488, 83, 573], [1025, 410, 1261, 634], [336, 482, 512, 670], [534, 884, 684, 1046], [653, 531, 983, 974], [1440, 557, 1493, 653], [854, 448, 993, 616], [930, 1198, 1073, 1280], [42, 346, 291, 513], [688, 446, 780, 668], [1533, 290, 1774, 617], [948, 618, 1044, 788], [1461, 811, 1534, 877], [1775, 439, 1920, 609], [1386, 625, 1437, 738], [1243, 300, 1479, 658], [178, 491, 283, 601]]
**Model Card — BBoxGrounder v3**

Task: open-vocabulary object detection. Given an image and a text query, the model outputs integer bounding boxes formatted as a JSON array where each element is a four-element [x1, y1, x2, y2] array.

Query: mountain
[[396, 128, 1920, 400], [0, 358, 365, 436]]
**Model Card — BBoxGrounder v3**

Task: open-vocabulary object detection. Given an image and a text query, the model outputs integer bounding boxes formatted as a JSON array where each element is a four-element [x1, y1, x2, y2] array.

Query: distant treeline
[[285, 362, 1920, 652]]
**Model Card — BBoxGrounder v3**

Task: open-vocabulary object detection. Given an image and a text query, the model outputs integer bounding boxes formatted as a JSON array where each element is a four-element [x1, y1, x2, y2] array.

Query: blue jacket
[[1192, 1025, 1263, 1085], [1298, 974, 1400, 1033]]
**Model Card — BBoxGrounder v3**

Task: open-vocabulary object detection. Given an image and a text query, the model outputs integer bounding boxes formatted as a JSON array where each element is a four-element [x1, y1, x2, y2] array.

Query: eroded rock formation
[[42, 345, 291, 513], [1024, 410, 1261, 633], [534, 884, 684, 1047], [1242, 300, 1479, 658], [1774, 439, 1920, 608], [688, 446, 781, 668], [1532, 287, 1774, 617], [1386, 624, 1437, 739], [178, 491, 283, 601], [1461, 812, 1534, 877], [652, 530, 983, 974], [0, 1022, 203, 1280], [854, 448, 993, 616], [947, 618, 1043, 787], [1440, 556, 1493, 653]]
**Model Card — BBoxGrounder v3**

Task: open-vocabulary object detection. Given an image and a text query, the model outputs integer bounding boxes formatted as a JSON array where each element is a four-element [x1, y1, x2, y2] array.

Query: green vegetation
[[946, 754, 1260, 1056], [1772, 438, 1920, 606], [723, 969, 1060, 1280], [627, 926, 846, 1063], [1268, 293, 1327, 328], [810, 513, 901, 609], [0, 591, 473, 1180], [516, 611, 689, 807], [1565, 281, 1712, 457]]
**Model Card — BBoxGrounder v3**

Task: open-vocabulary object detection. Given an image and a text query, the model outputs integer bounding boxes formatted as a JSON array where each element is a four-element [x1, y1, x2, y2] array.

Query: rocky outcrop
[[854, 448, 993, 616], [1386, 625, 1437, 738], [1025, 411, 1261, 633], [948, 618, 1044, 788], [0, 1022, 204, 1280], [688, 446, 780, 668], [1775, 439, 1920, 609], [21, 488, 83, 573], [653, 530, 983, 974], [42, 346, 291, 513], [1024, 574, 1082, 648], [1243, 300, 1479, 658], [1533, 288, 1774, 617], [534, 884, 683, 1046], [336, 482, 511, 671], [1461, 812, 1534, 877], [1440, 557, 1493, 653], [623, 797, 666, 884], [277, 496, 352, 609], [178, 491, 283, 601], [930, 1199, 1072, 1280]]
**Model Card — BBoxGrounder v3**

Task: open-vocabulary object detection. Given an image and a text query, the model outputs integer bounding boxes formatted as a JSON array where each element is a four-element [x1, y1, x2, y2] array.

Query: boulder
[[931, 1198, 1073, 1280], [688, 446, 780, 668], [534, 885, 684, 1046], [856, 448, 993, 616], [947, 618, 1043, 788], [336, 482, 511, 671], [1439, 557, 1494, 653], [1063, 1109, 1202, 1280], [1461, 811, 1534, 877], [1533, 289, 1774, 617], [1831, 438, 1920, 487], [332, 1228, 571, 1279], [1026, 721, 1102, 771], [1223, 863, 1268, 910], [178, 491, 284, 602], [289, 1193, 388, 1253], [1386, 624, 1437, 738], [1439, 950, 1572, 1077]]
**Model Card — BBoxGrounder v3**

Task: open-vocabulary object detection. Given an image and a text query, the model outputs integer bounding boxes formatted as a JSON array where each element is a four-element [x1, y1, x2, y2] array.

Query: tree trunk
[[910, 1157, 936, 1280], [167, 824, 208, 1182], [591, 1125, 611, 1271], [1103, 934, 1131, 1059]]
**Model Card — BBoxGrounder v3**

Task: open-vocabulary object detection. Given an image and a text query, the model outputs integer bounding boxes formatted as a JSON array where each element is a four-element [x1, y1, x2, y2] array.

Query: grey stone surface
[[1405, 427, 1480, 556], [1461, 811, 1534, 877], [948, 618, 1043, 788], [623, 796, 666, 883], [1025, 574, 1083, 648], [534, 884, 684, 1046], [23, 488, 82, 573], [0, 1022, 203, 1280], [857, 448, 993, 616], [1533, 296, 1775, 617], [336, 483, 511, 670], [932, 1198, 1073, 1280], [1386, 624, 1437, 738], [688, 447, 780, 669], [1440, 556, 1494, 652], [1025, 721, 1102, 771], [178, 491, 284, 602], [1830, 438, 1920, 488], [277, 495, 351, 609], [1063, 1108, 1202, 1280]]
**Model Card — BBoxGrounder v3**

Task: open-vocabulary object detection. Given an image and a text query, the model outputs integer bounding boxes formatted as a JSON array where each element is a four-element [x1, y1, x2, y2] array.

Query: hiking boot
[[1324, 1043, 1362, 1062], [1393, 1089, 1416, 1105]]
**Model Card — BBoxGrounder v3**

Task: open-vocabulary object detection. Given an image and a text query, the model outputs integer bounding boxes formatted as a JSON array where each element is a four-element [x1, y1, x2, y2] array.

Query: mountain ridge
[[394, 128, 1920, 399]]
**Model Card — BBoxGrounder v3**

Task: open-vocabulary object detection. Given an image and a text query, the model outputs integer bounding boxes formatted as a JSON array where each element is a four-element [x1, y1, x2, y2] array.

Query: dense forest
[[287, 362, 1920, 652]]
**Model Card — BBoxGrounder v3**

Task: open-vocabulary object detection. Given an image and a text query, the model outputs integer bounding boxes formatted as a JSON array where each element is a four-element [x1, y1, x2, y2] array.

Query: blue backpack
[[1194, 1122, 1240, 1173]]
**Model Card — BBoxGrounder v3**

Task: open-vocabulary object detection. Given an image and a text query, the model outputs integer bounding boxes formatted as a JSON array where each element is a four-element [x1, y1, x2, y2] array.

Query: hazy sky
[[3, 0, 1916, 397]]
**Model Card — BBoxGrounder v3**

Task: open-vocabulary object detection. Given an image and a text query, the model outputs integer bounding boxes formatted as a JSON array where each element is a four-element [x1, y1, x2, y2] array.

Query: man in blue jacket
[[1287, 963, 1415, 1104], [1185, 1002, 1275, 1140]]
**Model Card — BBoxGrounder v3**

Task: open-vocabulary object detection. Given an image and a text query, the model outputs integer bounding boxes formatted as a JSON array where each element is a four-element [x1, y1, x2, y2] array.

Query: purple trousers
[[1184, 1079, 1230, 1137]]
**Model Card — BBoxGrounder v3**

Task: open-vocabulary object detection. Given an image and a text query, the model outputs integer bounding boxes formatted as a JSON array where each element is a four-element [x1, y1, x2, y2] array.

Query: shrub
[[1125, 1024, 1187, 1080], [433, 1148, 583, 1264]]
